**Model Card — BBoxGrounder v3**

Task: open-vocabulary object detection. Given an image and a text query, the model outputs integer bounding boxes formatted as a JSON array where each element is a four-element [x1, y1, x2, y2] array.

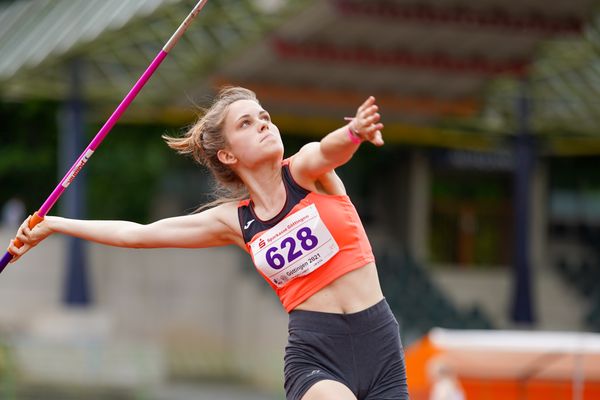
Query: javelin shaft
[[39, 50, 168, 215], [0, 0, 209, 272]]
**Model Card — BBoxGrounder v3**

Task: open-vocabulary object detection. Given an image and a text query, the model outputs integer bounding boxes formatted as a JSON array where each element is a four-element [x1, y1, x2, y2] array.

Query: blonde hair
[[163, 86, 258, 209]]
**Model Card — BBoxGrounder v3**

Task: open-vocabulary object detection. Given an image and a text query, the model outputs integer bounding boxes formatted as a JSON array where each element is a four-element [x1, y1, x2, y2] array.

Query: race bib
[[250, 204, 339, 288]]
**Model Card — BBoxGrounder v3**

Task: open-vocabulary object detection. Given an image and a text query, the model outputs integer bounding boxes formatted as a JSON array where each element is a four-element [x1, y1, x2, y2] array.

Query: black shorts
[[284, 298, 409, 400]]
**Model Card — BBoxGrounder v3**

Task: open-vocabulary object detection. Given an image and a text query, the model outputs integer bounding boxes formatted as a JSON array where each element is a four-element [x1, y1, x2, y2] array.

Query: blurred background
[[1, 0, 600, 399]]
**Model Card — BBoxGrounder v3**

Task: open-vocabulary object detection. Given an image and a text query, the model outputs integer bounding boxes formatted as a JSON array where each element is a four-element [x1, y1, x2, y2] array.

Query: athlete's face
[[220, 99, 284, 168]]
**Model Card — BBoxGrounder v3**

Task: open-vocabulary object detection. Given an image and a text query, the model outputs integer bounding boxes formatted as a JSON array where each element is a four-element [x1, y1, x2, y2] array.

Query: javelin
[[0, 0, 210, 272]]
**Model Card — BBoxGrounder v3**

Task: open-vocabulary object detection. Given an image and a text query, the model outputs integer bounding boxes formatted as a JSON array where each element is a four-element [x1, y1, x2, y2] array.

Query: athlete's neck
[[240, 159, 286, 221]]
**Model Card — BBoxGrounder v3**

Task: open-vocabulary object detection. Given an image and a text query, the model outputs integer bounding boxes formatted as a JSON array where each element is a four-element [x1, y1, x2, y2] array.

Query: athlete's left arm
[[291, 96, 384, 180]]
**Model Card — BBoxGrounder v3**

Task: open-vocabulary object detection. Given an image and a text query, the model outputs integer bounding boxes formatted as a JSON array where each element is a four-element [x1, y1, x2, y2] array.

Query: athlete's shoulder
[[287, 144, 321, 192], [210, 201, 244, 244], [289, 145, 346, 196], [213, 200, 244, 219]]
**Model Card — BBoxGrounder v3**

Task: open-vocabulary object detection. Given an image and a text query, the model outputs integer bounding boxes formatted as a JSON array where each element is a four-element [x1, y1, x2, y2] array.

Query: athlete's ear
[[217, 148, 238, 166]]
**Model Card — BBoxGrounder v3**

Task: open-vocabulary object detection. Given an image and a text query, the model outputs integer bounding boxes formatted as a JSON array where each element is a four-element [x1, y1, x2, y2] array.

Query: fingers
[[19, 216, 30, 231], [8, 239, 19, 261], [15, 216, 34, 245], [353, 96, 384, 146], [357, 96, 375, 115], [11, 215, 39, 251], [372, 130, 384, 146], [358, 105, 379, 121], [364, 123, 384, 146], [6, 215, 46, 263], [15, 229, 35, 248], [7, 239, 29, 263], [363, 112, 380, 126], [354, 107, 379, 131]]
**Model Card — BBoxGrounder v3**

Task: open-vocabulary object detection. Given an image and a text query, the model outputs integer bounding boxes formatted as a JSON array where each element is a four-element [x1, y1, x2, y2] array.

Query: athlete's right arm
[[8, 202, 243, 263]]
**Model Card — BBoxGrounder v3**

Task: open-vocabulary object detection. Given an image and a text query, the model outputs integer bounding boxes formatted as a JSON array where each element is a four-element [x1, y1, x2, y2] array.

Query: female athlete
[[9, 87, 409, 400]]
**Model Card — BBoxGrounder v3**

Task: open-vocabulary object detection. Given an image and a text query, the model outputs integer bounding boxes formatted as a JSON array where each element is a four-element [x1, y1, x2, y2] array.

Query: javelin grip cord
[[0, 0, 209, 272]]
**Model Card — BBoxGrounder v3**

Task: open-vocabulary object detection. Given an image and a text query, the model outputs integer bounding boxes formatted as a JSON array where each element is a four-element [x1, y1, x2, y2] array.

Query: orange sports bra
[[237, 158, 375, 312]]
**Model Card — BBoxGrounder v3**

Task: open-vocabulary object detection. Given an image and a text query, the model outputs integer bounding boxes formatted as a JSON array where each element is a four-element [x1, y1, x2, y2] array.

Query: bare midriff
[[293, 262, 384, 314]]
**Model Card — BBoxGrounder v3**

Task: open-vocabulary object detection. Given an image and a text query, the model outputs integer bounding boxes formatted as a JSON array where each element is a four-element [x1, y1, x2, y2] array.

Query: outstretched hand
[[7, 215, 51, 263], [349, 96, 384, 146]]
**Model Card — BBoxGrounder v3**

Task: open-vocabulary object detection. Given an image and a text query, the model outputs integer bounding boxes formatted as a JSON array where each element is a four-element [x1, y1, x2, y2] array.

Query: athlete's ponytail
[[163, 86, 258, 210]]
